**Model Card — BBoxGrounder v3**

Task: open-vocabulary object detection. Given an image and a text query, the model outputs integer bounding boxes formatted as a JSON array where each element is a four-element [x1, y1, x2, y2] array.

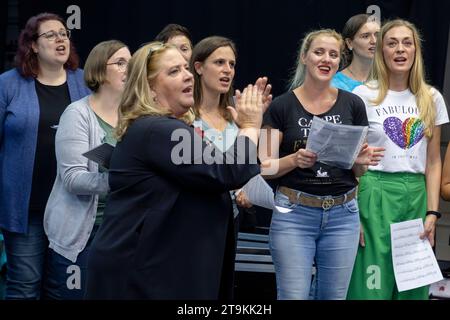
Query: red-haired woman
[[0, 12, 89, 299]]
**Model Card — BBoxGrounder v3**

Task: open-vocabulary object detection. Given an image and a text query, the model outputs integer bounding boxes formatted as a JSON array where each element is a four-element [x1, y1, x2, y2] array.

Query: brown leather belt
[[278, 186, 356, 210]]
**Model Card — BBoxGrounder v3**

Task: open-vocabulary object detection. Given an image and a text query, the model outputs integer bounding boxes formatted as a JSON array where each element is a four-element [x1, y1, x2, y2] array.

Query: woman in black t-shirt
[[260, 29, 383, 300]]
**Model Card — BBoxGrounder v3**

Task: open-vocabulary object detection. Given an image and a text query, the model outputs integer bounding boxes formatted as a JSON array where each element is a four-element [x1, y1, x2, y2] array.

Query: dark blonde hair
[[116, 42, 194, 140], [369, 19, 435, 137], [83, 40, 127, 92]]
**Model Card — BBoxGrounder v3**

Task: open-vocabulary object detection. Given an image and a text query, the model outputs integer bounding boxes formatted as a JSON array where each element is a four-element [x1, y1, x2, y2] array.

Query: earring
[[153, 96, 158, 104]]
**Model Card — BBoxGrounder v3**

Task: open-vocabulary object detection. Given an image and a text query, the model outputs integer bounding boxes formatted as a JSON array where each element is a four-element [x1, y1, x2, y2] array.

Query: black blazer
[[85, 116, 260, 299]]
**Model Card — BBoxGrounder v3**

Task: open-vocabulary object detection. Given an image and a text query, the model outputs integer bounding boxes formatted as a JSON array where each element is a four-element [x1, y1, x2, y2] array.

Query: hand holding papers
[[391, 219, 443, 292], [82, 143, 115, 169], [305, 116, 368, 169], [242, 175, 292, 213]]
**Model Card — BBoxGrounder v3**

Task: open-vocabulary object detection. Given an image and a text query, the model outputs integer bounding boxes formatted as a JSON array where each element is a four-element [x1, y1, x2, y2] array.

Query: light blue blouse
[[331, 71, 363, 92], [193, 118, 240, 217]]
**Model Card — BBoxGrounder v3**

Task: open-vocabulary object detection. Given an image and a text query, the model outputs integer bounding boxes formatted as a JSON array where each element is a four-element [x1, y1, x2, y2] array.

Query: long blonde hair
[[288, 29, 344, 90], [369, 19, 435, 137], [116, 41, 194, 140]]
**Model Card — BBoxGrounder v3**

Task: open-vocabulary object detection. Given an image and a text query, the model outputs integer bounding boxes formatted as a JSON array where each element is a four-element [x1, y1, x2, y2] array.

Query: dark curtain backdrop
[[0, 1, 7, 70], [3, 0, 449, 96]]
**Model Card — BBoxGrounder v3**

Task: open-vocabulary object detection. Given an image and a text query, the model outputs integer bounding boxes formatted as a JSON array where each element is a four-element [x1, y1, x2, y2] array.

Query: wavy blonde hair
[[369, 19, 435, 137], [116, 41, 194, 140], [288, 29, 344, 90]]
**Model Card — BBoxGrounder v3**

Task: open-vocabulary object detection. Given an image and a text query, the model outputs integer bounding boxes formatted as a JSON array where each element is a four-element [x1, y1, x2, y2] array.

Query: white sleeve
[[431, 88, 449, 126]]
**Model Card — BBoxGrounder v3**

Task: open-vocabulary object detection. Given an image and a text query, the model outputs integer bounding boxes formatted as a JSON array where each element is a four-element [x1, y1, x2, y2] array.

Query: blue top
[[0, 68, 90, 233], [331, 71, 363, 92]]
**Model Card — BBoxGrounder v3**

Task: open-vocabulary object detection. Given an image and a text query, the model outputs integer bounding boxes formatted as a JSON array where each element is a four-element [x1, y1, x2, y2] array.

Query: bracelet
[[426, 210, 442, 219]]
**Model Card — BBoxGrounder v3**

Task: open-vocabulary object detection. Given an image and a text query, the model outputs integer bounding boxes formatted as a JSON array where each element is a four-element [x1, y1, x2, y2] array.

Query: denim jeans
[[269, 189, 360, 300], [43, 224, 99, 300], [1, 214, 48, 300]]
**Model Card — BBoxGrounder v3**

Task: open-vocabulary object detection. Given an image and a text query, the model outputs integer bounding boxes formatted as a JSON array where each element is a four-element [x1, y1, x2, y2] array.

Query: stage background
[[2, 0, 450, 97], [2, 0, 450, 266]]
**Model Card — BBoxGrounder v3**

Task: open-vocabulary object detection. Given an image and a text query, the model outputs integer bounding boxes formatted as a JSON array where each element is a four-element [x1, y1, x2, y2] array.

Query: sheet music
[[242, 174, 292, 214], [305, 116, 368, 169], [391, 218, 443, 292]]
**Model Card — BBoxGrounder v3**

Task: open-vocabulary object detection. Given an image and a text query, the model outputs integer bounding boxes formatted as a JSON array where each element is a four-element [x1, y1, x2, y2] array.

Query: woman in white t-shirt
[[348, 19, 449, 300]]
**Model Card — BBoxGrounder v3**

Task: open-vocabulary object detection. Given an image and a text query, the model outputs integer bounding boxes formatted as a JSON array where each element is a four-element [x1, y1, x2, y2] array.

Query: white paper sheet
[[391, 218, 443, 292], [242, 175, 292, 213], [305, 116, 368, 169]]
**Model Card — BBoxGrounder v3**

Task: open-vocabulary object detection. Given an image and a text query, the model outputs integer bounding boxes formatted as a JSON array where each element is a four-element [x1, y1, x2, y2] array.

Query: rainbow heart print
[[383, 117, 424, 149]]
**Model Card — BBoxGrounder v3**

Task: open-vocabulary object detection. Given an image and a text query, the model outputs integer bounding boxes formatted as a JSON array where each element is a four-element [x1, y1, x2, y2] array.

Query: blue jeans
[[269, 189, 360, 300], [1, 214, 48, 300], [43, 224, 99, 300]]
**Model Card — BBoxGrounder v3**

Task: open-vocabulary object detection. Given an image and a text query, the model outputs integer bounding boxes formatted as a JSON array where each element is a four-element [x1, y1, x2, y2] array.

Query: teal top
[[331, 71, 363, 92], [94, 114, 117, 225], [193, 119, 239, 153], [193, 118, 240, 217]]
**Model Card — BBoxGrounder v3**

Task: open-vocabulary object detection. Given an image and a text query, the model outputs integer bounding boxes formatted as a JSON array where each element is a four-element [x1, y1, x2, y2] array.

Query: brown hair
[[341, 14, 373, 68], [190, 36, 237, 122], [14, 12, 79, 78], [84, 40, 127, 92], [155, 23, 193, 47]]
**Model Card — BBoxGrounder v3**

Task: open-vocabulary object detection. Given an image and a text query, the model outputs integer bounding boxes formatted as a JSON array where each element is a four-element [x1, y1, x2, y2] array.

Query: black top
[[86, 116, 260, 299], [263, 89, 368, 196], [29, 80, 71, 214]]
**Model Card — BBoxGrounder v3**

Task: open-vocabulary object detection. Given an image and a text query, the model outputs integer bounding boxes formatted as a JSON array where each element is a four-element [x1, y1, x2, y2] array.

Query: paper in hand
[[82, 143, 115, 169], [242, 174, 292, 214], [390, 218, 443, 292], [305, 116, 368, 169]]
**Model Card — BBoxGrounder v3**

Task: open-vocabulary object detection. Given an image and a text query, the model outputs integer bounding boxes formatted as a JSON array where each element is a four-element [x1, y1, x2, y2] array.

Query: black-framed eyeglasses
[[106, 59, 128, 73], [37, 29, 71, 41]]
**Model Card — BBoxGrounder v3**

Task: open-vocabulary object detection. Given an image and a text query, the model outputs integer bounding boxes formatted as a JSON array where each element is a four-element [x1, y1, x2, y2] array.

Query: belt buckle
[[322, 197, 335, 210]]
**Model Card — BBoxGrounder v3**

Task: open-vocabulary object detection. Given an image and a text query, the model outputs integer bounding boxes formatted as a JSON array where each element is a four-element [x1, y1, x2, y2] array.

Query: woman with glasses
[[85, 42, 265, 299], [0, 12, 89, 299], [43, 40, 131, 299], [347, 19, 448, 300], [331, 14, 380, 92]]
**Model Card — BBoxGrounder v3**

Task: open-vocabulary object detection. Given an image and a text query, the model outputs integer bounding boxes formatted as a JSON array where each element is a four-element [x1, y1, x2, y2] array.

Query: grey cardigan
[[44, 95, 109, 263]]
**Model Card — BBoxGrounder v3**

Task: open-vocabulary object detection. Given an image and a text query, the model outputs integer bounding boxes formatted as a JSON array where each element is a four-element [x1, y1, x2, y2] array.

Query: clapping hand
[[254, 76, 272, 113], [227, 84, 264, 129]]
